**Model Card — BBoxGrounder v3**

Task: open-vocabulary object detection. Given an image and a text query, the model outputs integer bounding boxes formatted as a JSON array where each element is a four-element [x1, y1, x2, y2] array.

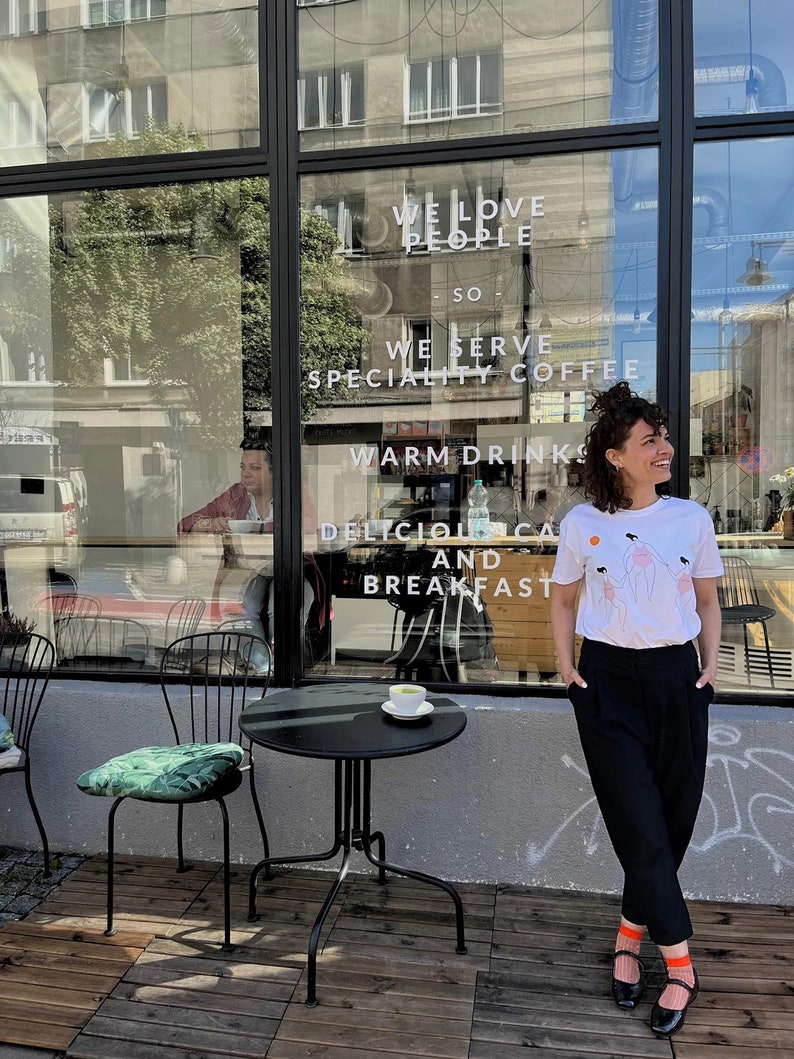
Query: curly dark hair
[[582, 381, 668, 513]]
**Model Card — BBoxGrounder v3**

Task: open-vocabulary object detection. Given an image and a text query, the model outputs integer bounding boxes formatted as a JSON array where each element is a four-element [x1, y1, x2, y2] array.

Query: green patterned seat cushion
[[77, 743, 244, 801]]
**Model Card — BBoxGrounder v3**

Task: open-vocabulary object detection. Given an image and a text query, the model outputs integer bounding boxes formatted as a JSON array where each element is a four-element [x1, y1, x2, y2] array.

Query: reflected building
[[0, 0, 793, 695]]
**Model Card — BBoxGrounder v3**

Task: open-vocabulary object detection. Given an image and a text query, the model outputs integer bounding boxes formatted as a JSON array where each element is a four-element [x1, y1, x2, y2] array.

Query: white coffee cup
[[388, 683, 426, 713], [227, 519, 253, 533]]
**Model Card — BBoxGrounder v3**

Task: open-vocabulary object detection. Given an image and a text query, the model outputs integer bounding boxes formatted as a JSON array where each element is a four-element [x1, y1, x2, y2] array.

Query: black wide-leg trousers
[[568, 638, 713, 946]]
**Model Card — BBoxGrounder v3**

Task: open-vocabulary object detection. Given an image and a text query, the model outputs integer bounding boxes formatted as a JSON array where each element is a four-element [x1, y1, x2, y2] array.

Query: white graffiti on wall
[[526, 755, 603, 865], [525, 724, 794, 871], [692, 724, 794, 873]]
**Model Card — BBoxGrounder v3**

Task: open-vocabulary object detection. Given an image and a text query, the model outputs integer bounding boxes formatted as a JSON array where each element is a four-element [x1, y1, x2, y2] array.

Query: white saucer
[[381, 700, 434, 721]]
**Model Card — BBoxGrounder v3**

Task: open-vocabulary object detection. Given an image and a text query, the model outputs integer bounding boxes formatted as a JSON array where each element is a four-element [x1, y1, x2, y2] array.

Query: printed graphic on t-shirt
[[551, 497, 724, 649]]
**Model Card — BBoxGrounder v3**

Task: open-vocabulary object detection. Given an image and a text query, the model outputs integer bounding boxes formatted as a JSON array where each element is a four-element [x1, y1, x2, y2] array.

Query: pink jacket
[[177, 483, 329, 627], [178, 482, 317, 535]]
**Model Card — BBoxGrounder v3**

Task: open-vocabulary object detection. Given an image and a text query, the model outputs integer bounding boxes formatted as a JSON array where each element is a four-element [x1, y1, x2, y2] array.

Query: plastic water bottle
[[467, 479, 491, 540]]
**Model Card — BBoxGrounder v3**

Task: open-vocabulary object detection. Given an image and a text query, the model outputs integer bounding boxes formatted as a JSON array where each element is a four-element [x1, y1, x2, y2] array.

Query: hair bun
[[591, 380, 636, 415]]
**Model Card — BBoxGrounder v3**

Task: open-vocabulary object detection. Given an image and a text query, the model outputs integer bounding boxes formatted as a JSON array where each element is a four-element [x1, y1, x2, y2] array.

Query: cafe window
[[0, 0, 45, 35], [299, 150, 658, 686], [85, 0, 165, 27], [3, 0, 257, 166], [298, 67, 365, 130], [403, 182, 501, 251], [313, 198, 366, 255], [2, 0, 794, 704], [0, 97, 45, 148], [407, 52, 502, 123], [689, 135, 794, 692], [86, 82, 167, 141]]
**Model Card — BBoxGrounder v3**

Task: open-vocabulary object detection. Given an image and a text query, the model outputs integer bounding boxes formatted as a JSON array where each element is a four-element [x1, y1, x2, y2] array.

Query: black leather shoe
[[611, 949, 646, 1009], [650, 970, 699, 1038]]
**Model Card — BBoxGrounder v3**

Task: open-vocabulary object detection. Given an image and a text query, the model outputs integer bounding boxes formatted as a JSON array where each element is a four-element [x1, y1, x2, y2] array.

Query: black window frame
[[1, 0, 793, 706]]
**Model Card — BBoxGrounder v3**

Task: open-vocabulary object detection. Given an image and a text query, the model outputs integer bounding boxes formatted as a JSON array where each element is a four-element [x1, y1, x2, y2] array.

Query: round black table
[[239, 681, 467, 1006]]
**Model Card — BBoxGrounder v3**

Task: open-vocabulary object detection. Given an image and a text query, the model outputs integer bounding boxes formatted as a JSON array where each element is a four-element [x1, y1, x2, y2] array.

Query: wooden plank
[[111, 980, 289, 1019], [280, 1001, 472, 1039], [330, 920, 493, 947], [72, 1014, 274, 1058], [1, 997, 87, 1029], [268, 1044, 424, 1059], [0, 910, 150, 1057], [4, 921, 154, 947], [295, 966, 475, 1003], [141, 934, 312, 967], [0, 931, 148, 965], [695, 991, 794, 1015], [674, 1048, 794, 1059], [470, 1045, 624, 1059], [98, 998, 280, 1039], [286, 951, 478, 987], [0, 945, 137, 982], [335, 911, 493, 937], [273, 1019, 470, 1058], [0, 932, 147, 962], [470, 1020, 669, 1056], [675, 1024, 794, 1048], [132, 949, 301, 990], [0, 954, 123, 992], [290, 982, 473, 1020], [0, 1016, 76, 1052], [69, 1039, 233, 1059], [312, 936, 489, 971], [0, 978, 106, 1010]]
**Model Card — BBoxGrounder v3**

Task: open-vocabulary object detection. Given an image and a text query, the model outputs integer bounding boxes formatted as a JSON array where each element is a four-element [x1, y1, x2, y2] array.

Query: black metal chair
[[717, 556, 777, 687], [0, 632, 55, 875], [77, 631, 271, 948], [58, 615, 150, 668], [50, 594, 101, 663], [164, 597, 206, 643]]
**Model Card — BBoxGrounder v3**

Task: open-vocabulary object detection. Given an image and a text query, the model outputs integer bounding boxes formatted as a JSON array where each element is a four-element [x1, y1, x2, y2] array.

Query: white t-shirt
[[551, 496, 724, 649]]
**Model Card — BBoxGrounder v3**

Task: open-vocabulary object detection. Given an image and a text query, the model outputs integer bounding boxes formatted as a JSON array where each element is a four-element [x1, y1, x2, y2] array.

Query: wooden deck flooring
[[1, 854, 789, 1058]]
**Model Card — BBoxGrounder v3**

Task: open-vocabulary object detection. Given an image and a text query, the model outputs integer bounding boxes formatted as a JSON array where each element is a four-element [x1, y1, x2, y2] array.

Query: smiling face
[[606, 417, 673, 504], [240, 450, 273, 497]]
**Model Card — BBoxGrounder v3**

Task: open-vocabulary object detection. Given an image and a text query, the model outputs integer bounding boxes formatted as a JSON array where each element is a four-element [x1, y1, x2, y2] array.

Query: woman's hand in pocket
[[564, 668, 588, 690]]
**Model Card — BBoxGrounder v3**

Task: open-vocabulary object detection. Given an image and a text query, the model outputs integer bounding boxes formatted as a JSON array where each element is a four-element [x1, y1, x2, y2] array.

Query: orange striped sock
[[614, 924, 643, 984], [660, 953, 696, 1009]]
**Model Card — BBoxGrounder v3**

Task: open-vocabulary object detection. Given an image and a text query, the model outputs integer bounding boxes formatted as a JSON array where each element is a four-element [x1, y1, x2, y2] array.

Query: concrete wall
[[6, 680, 793, 906]]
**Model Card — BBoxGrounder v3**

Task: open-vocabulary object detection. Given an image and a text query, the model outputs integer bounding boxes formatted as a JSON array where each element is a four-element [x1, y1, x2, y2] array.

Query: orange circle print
[[589, 535, 601, 546]]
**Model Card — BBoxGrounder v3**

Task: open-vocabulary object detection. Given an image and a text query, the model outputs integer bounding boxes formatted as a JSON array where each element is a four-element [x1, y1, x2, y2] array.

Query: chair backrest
[[56, 615, 149, 666], [48, 570, 77, 594], [159, 631, 271, 745], [51, 594, 101, 620], [718, 555, 761, 609], [0, 632, 54, 752], [164, 597, 206, 643]]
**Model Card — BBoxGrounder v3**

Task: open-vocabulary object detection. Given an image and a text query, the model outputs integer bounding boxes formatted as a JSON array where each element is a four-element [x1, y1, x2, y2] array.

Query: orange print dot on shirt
[[589, 535, 601, 546]]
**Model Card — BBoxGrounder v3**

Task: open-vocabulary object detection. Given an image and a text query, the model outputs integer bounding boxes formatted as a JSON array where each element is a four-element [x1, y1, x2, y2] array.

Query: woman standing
[[550, 381, 722, 1039]]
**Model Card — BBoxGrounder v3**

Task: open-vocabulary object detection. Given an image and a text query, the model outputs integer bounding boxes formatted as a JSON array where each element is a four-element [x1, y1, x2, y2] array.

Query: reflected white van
[[0, 475, 83, 578]]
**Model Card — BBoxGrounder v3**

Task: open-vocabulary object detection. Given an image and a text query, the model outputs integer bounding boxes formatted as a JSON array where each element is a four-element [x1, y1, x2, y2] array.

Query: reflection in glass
[[299, 150, 659, 684], [691, 138, 794, 693], [298, 0, 659, 150], [0, 0, 259, 167], [694, 0, 790, 117], [0, 178, 273, 673]]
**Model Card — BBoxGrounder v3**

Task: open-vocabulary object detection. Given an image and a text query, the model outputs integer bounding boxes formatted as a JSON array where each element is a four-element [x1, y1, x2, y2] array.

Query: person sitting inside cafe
[[178, 439, 327, 671]]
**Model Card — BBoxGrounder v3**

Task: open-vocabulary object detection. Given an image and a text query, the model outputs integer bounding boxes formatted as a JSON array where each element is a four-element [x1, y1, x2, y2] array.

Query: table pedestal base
[[247, 758, 467, 1006]]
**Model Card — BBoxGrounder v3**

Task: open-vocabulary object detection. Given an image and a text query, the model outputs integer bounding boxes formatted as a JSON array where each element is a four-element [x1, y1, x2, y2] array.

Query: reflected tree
[[0, 122, 367, 447]]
